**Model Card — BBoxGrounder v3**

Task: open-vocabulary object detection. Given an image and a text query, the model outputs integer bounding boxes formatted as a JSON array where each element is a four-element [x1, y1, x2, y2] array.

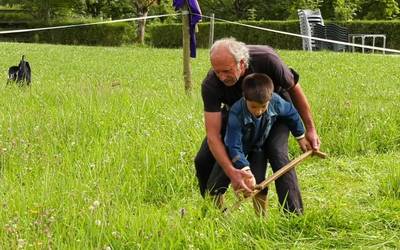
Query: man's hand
[[288, 84, 321, 151], [229, 168, 255, 197], [297, 137, 310, 152], [305, 128, 320, 151]]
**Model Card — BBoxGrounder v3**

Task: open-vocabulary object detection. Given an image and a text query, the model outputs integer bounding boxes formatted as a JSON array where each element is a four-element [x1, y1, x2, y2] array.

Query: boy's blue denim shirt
[[224, 93, 305, 169]]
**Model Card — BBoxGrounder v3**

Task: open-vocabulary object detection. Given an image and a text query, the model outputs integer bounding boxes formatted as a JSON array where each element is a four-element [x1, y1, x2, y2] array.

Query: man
[[194, 37, 320, 214]]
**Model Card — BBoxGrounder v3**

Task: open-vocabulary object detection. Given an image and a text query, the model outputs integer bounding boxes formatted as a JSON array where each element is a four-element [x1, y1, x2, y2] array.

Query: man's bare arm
[[288, 83, 321, 150]]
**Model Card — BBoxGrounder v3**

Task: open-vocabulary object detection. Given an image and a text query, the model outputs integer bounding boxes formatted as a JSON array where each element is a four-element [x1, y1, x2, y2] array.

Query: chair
[[297, 9, 324, 51], [313, 23, 328, 50], [326, 23, 348, 51], [298, 9, 349, 52]]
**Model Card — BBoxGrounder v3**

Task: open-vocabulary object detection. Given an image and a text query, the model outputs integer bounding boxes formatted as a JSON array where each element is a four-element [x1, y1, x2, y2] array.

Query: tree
[[357, 0, 399, 19], [316, 0, 361, 20], [130, 0, 161, 44], [84, 0, 106, 17], [254, 0, 293, 20], [85, 0, 134, 19], [1, 0, 85, 22], [102, 0, 133, 19], [199, 0, 259, 21], [333, 0, 361, 20], [149, 0, 175, 21]]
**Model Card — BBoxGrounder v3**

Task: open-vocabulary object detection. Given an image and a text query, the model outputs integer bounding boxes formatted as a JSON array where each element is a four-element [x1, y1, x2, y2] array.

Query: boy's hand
[[297, 137, 310, 152], [239, 167, 256, 198], [242, 168, 256, 191]]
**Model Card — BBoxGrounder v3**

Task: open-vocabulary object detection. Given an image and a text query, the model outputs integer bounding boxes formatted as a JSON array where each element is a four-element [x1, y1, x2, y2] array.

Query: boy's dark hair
[[242, 73, 274, 103]]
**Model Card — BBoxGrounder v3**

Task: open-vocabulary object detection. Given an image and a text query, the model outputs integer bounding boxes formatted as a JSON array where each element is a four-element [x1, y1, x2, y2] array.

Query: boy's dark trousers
[[194, 120, 304, 214]]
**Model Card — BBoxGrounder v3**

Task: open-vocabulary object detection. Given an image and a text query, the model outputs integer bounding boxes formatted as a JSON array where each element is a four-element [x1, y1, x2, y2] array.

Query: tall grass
[[0, 42, 399, 249], [380, 166, 400, 199]]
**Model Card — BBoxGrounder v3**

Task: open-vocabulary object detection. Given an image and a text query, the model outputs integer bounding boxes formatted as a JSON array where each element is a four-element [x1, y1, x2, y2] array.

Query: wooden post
[[208, 13, 215, 48], [182, 6, 192, 94]]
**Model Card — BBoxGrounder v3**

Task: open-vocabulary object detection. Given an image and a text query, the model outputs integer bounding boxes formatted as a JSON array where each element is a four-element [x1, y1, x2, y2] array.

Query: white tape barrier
[[0, 13, 179, 34], [198, 14, 400, 54]]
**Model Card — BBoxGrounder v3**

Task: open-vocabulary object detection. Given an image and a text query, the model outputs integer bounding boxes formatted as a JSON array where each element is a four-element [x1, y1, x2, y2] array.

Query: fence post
[[209, 13, 215, 48], [182, 6, 192, 94]]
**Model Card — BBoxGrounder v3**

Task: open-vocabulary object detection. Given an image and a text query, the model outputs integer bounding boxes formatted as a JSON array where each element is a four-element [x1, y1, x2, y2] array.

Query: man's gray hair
[[210, 37, 250, 69]]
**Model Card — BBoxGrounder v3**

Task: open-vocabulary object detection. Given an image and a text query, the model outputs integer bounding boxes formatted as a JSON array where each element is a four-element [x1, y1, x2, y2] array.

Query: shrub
[[0, 21, 136, 46]]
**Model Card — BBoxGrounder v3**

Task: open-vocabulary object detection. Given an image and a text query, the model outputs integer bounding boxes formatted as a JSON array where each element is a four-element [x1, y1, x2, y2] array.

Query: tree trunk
[[234, 0, 246, 19], [137, 8, 148, 45]]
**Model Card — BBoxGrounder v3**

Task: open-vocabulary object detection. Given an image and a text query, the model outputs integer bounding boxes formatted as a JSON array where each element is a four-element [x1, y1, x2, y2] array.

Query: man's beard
[[222, 75, 239, 86]]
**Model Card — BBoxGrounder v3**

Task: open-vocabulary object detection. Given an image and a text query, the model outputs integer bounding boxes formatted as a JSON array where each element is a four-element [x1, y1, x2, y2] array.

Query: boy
[[208, 73, 308, 215]]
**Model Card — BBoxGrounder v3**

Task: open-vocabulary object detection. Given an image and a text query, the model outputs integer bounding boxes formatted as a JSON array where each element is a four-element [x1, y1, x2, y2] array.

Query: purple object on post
[[173, 0, 202, 58]]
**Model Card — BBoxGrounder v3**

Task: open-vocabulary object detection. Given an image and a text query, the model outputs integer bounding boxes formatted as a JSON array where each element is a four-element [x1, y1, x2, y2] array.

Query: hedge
[[0, 10, 137, 47], [148, 20, 400, 51], [0, 21, 136, 46]]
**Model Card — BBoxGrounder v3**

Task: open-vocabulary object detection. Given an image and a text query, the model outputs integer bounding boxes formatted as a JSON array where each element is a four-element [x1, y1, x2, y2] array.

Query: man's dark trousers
[[194, 120, 304, 214]]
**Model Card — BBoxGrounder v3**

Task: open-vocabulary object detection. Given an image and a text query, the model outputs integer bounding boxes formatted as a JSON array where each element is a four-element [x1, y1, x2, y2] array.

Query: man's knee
[[206, 185, 228, 196], [194, 140, 216, 197], [206, 164, 230, 197], [194, 153, 205, 175]]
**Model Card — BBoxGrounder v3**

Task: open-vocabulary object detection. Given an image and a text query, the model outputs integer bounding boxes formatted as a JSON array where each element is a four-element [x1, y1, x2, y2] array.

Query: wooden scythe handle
[[227, 150, 327, 213]]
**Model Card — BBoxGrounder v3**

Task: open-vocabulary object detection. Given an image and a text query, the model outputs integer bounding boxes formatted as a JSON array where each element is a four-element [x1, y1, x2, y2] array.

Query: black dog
[[7, 65, 19, 83], [7, 55, 31, 86]]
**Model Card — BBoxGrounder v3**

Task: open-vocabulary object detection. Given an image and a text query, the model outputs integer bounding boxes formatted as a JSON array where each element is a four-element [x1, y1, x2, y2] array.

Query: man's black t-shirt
[[201, 45, 299, 113]]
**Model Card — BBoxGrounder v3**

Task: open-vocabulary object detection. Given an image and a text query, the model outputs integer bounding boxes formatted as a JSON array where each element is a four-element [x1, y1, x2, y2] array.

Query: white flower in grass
[[179, 151, 186, 162], [49, 215, 55, 223], [95, 220, 102, 226], [17, 239, 26, 248], [112, 231, 121, 238], [89, 200, 100, 211]]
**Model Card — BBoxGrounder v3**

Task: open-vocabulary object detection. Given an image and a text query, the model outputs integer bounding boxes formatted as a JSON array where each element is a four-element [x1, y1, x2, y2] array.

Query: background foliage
[[0, 0, 399, 22], [148, 20, 400, 50], [0, 0, 399, 47]]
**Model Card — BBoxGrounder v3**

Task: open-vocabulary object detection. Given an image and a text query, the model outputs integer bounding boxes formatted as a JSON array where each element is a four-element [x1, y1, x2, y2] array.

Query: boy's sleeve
[[274, 95, 305, 138], [224, 111, 250, 169]]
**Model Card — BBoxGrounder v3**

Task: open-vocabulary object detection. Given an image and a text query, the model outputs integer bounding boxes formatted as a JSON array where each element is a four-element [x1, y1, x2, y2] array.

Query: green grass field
[[0, 42, 399, 249]]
